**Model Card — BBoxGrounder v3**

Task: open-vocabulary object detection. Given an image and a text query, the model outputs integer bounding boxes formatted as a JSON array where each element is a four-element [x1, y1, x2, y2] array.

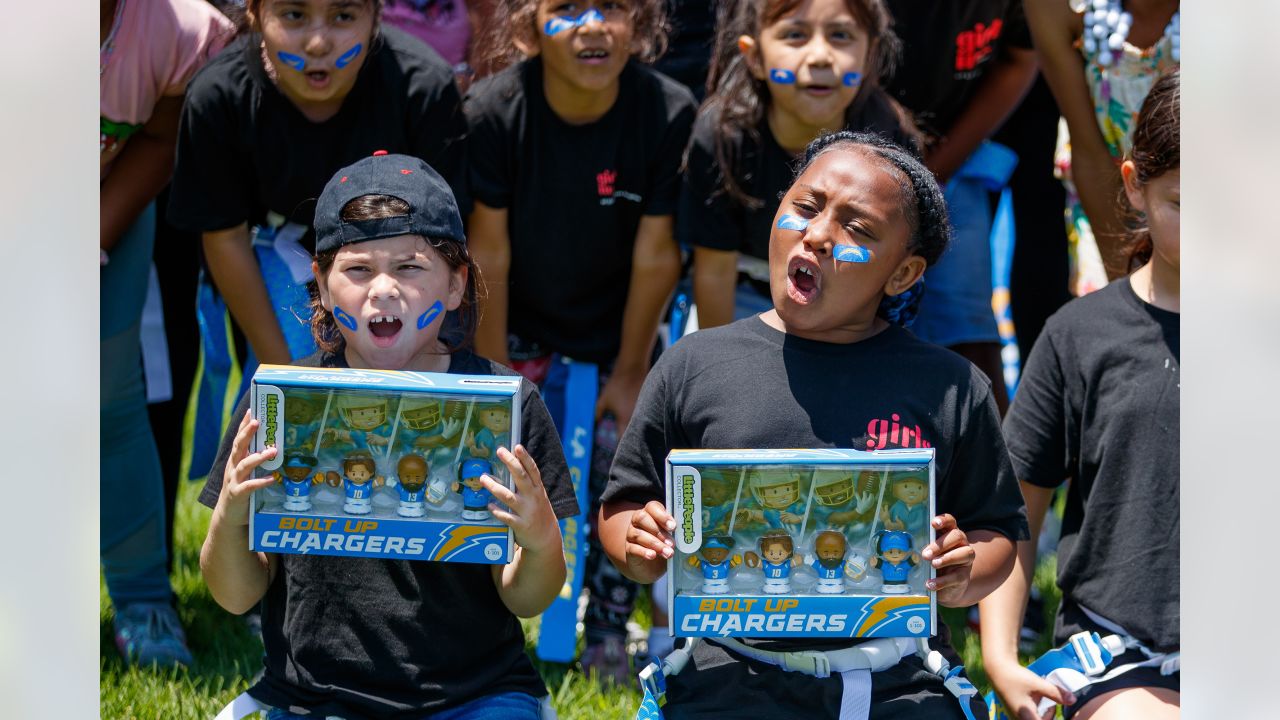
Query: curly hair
[[480, 0, 669, 73], [307, 194, 483, 355], [704, 0, 911, 210], [1124, 68, 1180, 271]]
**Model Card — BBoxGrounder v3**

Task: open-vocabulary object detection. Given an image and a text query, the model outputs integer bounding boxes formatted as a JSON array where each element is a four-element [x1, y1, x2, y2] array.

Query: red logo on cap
[[372, 150, 388, 156], [401, 169, 413, 174], [340, 176, 348, 183]]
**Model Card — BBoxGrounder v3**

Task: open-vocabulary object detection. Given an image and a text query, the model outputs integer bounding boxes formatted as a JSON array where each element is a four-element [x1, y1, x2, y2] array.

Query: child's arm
[[1025, 0, 1128, 278], [484, 445, 566, 617], [923, 46, 1039, 184], [469, 202, 512, 366], [598, 215, 681, 431], [599, 499, 676, 585], [203, 224, 292, 365], [692, 246, 739, 330], [100, 96, 184, 252], [979, 481, 1076, 716], [200, 410, 280, 615], [923, 513, 1016, 608]]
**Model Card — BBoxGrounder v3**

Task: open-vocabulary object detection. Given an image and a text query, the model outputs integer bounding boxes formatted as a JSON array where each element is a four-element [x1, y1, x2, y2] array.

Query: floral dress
[[1057, 14, 1178, 296]]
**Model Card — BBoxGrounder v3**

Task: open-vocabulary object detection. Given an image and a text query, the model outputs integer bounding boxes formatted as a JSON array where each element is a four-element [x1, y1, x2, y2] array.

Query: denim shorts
[[910, 175, 1001, 347]]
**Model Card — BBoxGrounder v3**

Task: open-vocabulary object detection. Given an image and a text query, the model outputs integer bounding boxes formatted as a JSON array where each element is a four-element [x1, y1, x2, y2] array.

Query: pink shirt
[[382, 0, 471, 67], [100, 0, 233, 178]]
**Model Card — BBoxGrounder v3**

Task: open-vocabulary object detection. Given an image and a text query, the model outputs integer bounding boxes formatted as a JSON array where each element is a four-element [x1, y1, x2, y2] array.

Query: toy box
[[666, 448, 936, 639], [248, 365, 522, 564]]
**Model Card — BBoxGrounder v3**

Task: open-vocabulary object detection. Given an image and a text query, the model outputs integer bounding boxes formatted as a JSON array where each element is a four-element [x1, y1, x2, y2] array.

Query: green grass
[[100, 480, 1062, 719]]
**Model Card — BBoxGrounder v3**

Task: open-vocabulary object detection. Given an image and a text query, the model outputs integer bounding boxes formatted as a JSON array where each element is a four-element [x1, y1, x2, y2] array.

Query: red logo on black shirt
[[865, 414, 932, 450], [955, 19, 1003, 72], [596, 169, 617, 197]]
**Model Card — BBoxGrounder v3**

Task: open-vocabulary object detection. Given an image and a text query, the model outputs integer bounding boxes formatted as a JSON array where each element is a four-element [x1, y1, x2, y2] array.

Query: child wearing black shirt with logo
[[465, 0, 697, 679], [601, 132, 1027, 719]]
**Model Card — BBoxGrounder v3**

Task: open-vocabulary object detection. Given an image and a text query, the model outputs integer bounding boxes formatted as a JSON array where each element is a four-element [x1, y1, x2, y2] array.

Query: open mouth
[[577, 48, 610, 63], [788, 258, 821, 304], [305, 70, 331, 88], [800, 84, 835, 96], [368, 314, 403, 347]]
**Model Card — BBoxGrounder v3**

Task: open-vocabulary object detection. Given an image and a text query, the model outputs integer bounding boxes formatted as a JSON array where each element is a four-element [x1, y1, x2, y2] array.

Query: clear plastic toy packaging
[[666, 448, 936, 638], [248, 365, 522, 563]]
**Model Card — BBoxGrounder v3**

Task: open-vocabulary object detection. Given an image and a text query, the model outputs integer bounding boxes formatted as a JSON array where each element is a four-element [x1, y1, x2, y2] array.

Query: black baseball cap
[[314, 150, 465, 253]]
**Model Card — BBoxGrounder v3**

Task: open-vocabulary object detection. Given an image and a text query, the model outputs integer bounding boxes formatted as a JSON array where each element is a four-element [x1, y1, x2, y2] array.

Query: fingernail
[[932, 558, 942, 567], [926, 580, 936, 589], [662, 547, 673, 558], [664, 538, 673, 547], [666, 519, 677, 530]]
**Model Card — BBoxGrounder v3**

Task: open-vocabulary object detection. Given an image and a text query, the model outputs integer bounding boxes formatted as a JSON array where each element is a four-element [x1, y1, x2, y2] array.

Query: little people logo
[[955, 18, 1003, 74], [596, 169, 616, 197], [864, 413, 932, 450]]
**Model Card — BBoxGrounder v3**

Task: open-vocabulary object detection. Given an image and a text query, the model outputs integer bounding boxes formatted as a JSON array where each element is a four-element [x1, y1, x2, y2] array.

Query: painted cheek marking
[[417, 300, 445, 330], [769, 68, 797, 84], [777, 214, 809, 231], [833, 244, 870, 264], [335, 43, 363, 69], [276, 51, 306, 72], [333, 306, 358, 331], [842, 71, 863, 88], [544, 8, 605, 36]]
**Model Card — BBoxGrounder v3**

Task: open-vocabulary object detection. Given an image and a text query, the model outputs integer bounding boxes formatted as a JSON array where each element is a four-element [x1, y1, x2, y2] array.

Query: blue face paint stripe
[[335, 43, 363, 69], [333, 306, 358, 331], [842, 71, 863, 87], [777, 214, 809, 231], [833, 244, 871, 263], [276, 51, 306, 72], [417, 300, 445, 330], [768, 68, 796, 84], [544, 8, 606, 36]]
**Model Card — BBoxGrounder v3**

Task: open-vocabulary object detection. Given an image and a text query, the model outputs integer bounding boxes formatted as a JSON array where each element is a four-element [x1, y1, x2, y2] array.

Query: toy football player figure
[[395, 454, 430, 518], [277, 452, 321, 512], [686, 536, 743, 595], [455, 457, 495, 521], [739, 469, 807, 529], [325, 393, 393, 451], [398, 398, 463, 456], [465, 403, 511, 460], [283, 393, 324, 450], [880, 472, 929, 535], [809, 530, 851, 595], [870, 530, 920, 594], [334, 451, 383, 515], [808, 471, 877, 530], [699, 469, 751, 536], [744, 530, 801, 594]]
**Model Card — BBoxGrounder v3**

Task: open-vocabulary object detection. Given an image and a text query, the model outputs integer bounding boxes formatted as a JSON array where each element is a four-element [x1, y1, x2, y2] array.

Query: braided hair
[[793, 131, 950, 327]]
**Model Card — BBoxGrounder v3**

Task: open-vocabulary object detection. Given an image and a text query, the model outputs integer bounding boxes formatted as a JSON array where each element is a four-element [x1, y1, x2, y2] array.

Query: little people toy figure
[[465, 403, 511, 459], [870, 530, 920, 594], [455, 457, 495, 521], [337, 451, 382, 515], [809, 530, 850, 594], [745, 530, 801, 594], [395, 454, 430, 518], [880, 472, 928, 535], [686, 536, 742, 595], [277, 452, 320, 512]]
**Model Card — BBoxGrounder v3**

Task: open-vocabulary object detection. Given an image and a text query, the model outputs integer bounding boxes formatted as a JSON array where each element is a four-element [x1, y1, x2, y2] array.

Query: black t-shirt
[[465, 57, 697, 364], [885, 0, 1032, 140], [168, 26, 469, 245], [1003, 279, 1179, 652], [604, 316, 1028, 659], [200, 349, 578, 720], [651, 0, 720, 97], [680, 91, 918, 264]]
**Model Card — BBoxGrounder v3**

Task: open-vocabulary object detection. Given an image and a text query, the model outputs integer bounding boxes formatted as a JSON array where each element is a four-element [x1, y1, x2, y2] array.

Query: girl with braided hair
[[602, 131, 1027, 719]]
